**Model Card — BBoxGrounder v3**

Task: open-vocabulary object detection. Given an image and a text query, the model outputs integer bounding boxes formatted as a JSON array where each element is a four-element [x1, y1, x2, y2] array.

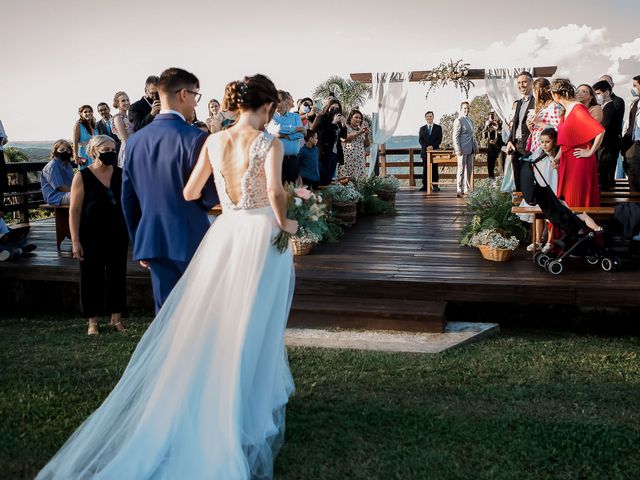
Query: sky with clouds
[[1, 0, 639, 140]]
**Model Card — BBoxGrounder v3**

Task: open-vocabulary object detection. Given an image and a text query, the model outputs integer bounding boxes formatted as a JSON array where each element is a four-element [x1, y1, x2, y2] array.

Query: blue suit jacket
[[121, 113, 218, 262]]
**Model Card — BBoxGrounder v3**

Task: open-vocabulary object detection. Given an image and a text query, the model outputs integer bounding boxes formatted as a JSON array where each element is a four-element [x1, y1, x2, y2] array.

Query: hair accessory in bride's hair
[[236, 81, 248, 105]]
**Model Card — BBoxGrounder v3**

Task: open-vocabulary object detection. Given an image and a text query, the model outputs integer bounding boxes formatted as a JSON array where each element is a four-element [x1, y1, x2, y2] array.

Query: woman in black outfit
[[69, 135, 129, 336], [310, 99, 348, 185]]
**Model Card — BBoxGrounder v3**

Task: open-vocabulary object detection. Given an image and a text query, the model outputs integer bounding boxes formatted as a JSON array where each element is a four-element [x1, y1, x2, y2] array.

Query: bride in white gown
[[36, 74, 299, 480]]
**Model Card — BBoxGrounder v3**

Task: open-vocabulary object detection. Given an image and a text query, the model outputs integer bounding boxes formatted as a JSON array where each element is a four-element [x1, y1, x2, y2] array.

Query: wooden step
[[288, 295, 447, 333]]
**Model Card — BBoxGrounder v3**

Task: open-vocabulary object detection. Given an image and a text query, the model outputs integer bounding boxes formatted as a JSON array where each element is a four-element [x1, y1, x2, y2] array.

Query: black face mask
[[56, 151, 71, 163], [99, 151, 117, 166]]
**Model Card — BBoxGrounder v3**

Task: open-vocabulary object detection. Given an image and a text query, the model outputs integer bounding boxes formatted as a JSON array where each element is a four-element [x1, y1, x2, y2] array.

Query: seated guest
[[419, 111, 443, 191], [576, 84, 603, 123], [297, 130, 320, 189], [41, 139, 74, 205], [0, 217, 36, 261], [593, 80, 619, 190], [70, 135, 129, 336]]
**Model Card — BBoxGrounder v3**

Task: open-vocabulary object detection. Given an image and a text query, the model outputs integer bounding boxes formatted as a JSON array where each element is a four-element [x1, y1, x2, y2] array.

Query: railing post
[[380, 144, 387, 177], [409, 149, 415, 187], [17, 165, 28, 224]]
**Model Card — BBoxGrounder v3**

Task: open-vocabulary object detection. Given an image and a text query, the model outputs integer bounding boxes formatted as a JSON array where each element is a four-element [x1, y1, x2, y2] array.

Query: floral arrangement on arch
[[421, 59, 474, 100], [273, 184, 328, 253]]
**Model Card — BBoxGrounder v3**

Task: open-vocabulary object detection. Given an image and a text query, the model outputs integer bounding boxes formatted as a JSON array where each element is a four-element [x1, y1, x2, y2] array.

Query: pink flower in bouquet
[[294, 187, 312, 200]]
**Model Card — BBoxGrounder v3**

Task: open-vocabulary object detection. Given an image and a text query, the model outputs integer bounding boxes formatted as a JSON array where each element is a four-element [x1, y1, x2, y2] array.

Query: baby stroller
[[520, 153, 621, 275]]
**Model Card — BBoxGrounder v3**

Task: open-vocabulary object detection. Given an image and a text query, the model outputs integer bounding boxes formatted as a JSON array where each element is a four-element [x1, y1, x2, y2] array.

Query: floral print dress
[[338, 126, 367, 180]]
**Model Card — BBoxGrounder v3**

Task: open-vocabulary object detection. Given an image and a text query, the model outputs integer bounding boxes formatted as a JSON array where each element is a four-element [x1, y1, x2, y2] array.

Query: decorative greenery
[[3, 147, 29, 163], [320, 213, 348, 243], [312, 76, 372, 114], [322, 182, 362, 206], [421, 59, 475, 100], [459, 177, 527, 246], [469, 228, 520, 250], [352, 177, 396, 216], [373, 175, 400, 193]]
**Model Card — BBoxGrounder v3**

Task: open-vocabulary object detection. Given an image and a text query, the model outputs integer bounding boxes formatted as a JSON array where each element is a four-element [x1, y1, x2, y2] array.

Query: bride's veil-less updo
[[222, 74, 279, 122], [550, 78, 576, 99]]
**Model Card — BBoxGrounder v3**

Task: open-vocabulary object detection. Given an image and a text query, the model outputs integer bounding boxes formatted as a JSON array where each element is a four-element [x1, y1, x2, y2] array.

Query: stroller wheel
[[534, 252, 550, 268], [601, 257, 614, 272], [586, 256, 599, 265], [612, 256, 622, 272], [547, 260, 563, 275]]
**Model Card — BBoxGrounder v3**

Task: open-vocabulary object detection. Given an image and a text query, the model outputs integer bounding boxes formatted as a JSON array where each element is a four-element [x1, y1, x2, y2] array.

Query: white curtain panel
[[484, 67, 533, 133], [368, 71, 412, 176]]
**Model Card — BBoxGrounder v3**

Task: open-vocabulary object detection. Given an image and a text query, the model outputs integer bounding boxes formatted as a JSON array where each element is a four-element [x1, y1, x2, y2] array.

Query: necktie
[[428, 125, 432, 136]]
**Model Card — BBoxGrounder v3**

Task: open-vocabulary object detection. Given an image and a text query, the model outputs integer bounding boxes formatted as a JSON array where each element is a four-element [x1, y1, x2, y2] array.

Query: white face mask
[[300, 105, 310, 114], [596, 94, 604, 105], [632, 87, 639, 98]]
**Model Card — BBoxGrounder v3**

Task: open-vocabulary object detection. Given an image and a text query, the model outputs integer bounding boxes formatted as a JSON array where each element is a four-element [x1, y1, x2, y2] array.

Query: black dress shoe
[[419, 186, 427, 192], [432, 185, 441, 192]]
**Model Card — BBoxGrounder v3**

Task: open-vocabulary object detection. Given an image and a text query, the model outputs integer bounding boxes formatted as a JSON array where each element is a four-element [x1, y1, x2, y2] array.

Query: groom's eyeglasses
[[176, 89, 202, 103]]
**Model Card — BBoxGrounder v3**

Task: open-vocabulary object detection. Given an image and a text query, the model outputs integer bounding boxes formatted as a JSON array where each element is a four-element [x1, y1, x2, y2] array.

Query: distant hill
[[5, 142, 52, 162]]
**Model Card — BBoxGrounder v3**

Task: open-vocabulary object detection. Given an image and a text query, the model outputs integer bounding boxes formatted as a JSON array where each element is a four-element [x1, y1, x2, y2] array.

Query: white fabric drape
[[368, 71, 412, 176], [484, 67, 532, 128]]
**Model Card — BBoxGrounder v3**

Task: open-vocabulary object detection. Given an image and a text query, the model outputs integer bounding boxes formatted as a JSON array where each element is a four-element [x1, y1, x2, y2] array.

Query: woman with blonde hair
[[69, 135, 129, 335], [111, 91, 135, 167]]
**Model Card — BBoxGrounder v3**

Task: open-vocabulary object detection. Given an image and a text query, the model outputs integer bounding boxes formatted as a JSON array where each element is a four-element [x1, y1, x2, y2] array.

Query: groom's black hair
[[158, 68, 200, 95]]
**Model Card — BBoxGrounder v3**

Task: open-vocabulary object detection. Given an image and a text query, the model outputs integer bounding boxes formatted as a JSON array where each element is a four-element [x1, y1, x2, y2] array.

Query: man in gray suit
[[452, 101, 478, 197]]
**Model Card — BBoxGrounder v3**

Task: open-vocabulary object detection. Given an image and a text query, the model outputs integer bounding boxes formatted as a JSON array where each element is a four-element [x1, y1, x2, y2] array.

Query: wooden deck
[[2, 189, 639, 325]]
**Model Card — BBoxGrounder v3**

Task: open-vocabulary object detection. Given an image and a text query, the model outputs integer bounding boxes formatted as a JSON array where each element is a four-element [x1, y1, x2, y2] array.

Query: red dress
[[556, 103, 604, 207]]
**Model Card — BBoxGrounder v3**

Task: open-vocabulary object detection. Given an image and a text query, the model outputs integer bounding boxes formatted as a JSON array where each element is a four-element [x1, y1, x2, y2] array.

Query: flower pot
[[376, 190, 396, 204], [289, 237, 315, 256], [333, 202, 357, 225], [477, 245, 513, 262]]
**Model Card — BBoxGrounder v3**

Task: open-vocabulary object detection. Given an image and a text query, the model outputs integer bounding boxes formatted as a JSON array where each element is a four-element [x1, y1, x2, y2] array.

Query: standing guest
[[621, 75, 640, 191], [72, 105, 96, 169], [0, 119, 7, 217], [500, 101, 519, 192], [593, 80, 619, 190], [297, 97, 316, 130], [481, 111, 503, 179], [310, 98, 347, 185], [599, 75, 626, 177], [128, 75, 161, 132], [297, 129, 320, 189], [338, 109, 369, 180], [122, 68, 217, 313], [40, 139, 74, 206], [452, 101, 478, 197], [506, 71, 535, 191], [206, 99, 225, 133], [111, 91, 135, 168], [95, 102, 121, 154], [576, 84, 603, 123], [418, 111, 443, 191], [69, 135, 129, 336], [270, 90, 305, 183], [551, 78, 605, 207]]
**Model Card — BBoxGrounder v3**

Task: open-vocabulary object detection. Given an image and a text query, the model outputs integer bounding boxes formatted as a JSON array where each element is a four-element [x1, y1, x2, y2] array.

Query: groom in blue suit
[[122, 68, 217, 313]]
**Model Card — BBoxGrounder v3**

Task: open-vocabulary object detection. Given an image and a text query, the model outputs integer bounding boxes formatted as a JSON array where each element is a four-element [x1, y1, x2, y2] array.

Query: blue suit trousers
[[148, 258, 189, 314]]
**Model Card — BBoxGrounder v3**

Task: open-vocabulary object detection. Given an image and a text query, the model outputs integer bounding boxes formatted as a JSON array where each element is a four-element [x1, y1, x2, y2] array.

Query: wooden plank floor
[[2, 189, 639, 309]]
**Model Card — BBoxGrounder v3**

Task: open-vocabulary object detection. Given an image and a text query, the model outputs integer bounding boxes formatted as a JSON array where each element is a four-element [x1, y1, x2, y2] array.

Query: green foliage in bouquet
[[459, 177, 527, 246]]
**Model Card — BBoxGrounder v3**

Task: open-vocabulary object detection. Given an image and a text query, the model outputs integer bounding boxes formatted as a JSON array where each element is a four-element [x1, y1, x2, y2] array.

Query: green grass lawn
[[1, 313, 639, 479]]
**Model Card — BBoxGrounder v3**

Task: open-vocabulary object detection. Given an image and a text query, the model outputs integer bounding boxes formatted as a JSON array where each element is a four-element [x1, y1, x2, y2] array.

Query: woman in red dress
[[550, 78, 605, 207]]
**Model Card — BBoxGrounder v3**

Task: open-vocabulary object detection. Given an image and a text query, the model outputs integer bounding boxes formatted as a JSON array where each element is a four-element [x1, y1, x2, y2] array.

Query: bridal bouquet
[[273, 184, 328, 253]]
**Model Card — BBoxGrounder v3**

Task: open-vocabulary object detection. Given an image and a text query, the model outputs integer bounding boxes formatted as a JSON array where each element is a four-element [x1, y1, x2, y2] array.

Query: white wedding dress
[[36, 131, 295, 480]]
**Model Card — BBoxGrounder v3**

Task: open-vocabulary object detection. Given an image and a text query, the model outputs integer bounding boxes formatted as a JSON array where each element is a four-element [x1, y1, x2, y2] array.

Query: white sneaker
[[526, 242, 542, 252], [0, 250, 10, 262]]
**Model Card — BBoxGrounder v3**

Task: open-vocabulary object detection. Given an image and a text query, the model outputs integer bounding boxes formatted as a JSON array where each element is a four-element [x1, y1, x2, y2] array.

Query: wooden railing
[[3, 162, 47, 223], [373, 147, 490, 187]]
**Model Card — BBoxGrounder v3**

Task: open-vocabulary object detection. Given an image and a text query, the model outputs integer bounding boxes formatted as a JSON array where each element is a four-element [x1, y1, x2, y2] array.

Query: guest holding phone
[[339, 109, 369, 180], [310, 99, 348, 185], [128, 75, 161, 132]]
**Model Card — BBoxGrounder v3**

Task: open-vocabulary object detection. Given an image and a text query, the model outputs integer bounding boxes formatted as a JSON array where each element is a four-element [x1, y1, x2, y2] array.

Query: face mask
[[632, 88, 639, 98], [596, 94, 604, 105], [99, 150, 117, 166], [56, 151, 71, 162], [301, 105, 310, 114]]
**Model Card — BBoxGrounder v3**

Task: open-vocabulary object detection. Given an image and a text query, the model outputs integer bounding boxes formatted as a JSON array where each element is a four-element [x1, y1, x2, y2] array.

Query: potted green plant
[[353, 177, 396, 216], [459, 178, 526, 260], [468, 228, 520, 262], [373, 175, 400, 204], [322, 182, 362, 225]]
